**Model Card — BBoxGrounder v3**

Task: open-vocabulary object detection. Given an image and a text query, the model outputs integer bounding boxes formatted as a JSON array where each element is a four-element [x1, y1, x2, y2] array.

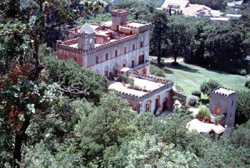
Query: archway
[[131, 56, 135, 68], [139, 51, 144, 65], [145, 100, 151, 112], [113, 63, 118, 76], [162, 97, 168, 111], [104, 66, 109, 77], [122, 60, 127, 67]]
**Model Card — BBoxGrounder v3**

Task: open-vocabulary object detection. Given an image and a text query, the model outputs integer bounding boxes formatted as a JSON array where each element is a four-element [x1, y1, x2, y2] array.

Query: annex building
[[57, 9, 185, 114]]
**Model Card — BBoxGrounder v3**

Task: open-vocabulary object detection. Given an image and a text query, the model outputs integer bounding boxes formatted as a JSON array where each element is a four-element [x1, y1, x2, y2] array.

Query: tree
[[0, 0, 104, 167], [235, 90, 250, 125], [0, 63, 61, 167], [204, 25, 245, 73], [166, 16, 193, 64], [105, 135, 199, 168], [46, 58, 109, 104], [74, 91, 138, 166], [150, 10, 168, 65], [0, 0, 103, 71], [200, 79, 221, 96]]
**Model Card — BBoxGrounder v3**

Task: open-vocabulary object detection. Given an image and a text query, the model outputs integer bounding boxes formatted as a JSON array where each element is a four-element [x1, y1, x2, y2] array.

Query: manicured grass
[[160, 62, 249, 98]]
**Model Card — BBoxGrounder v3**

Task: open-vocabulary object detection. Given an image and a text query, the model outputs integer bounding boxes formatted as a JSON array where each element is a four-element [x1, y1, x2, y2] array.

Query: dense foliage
[[46, 58, 109, 103], [200, 79, 221, 96], [235, 90, 250, 125], [1, 0, 250, 167]]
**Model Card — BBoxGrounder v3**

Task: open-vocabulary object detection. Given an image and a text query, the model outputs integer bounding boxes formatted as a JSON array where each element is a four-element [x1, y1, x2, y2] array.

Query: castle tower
[[209, 87, 238, 127], [111, 9, 128, 31], [77, 23, 95, 50]]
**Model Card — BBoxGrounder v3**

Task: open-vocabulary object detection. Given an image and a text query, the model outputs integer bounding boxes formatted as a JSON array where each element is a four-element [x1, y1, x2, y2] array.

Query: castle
[[57, 9, 186, 114]]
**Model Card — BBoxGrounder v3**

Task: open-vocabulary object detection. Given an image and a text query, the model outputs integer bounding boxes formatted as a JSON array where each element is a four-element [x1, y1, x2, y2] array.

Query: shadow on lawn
[[166, 63, 199, 73], [164, 68, 173, 74]]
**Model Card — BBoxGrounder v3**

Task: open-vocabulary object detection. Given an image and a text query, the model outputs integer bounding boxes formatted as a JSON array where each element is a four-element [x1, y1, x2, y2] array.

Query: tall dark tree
[[166, 16, 193, 63], [150, 11, 168, 65]]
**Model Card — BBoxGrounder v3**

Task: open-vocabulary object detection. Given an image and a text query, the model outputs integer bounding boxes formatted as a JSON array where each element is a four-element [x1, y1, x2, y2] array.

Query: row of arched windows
[[94, 43, 142, 65]]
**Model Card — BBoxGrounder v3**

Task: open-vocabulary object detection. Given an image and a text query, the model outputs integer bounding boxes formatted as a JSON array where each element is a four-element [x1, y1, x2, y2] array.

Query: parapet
[[211, 87, 237, 97], [111, 9, 129, 17]]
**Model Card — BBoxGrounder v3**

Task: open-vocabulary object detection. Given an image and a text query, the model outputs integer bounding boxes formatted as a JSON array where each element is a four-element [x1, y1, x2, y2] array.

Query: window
[[132, 44, 135, 50], [139, 54, 144, 65], [140, 41, 144, 48], [124, 47, 127, 54], [146, 101, 151, 112], [105, 53, 108, 60], [216, 105, 221, 115], [131, 60, 135, 68], [115, 50, 118, 57], [96, 56, 99, 64]]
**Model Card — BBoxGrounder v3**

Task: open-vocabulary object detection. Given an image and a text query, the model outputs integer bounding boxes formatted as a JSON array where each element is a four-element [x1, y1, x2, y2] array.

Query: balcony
[[133, 60, 150, 71]]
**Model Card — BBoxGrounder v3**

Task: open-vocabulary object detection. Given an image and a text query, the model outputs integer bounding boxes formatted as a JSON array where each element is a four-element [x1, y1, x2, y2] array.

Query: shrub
[[188, 95, 199, 106], [118, 74, 134, 86], [238, 69, 247, 76], [197, 105, 211, 120], [200, 79, 221, 96], [192, 90, 201, 98], [150, 64, 165, 77], [245, 80, 250, 89]]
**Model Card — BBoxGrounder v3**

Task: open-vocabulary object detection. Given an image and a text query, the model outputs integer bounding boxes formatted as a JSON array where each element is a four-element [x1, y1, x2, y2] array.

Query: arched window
[[131, 60, 135, 68], [132, 44, 135, 50], [131, 56, 135, 68], [140, 41, 144, 48], [145, 100, 151, 112], [105, 53, 108, 60], [113, 63, 118, 75], [124, 47, 127, 54], [96, 56, 99, 64], [139, 52, 144, 65], [115, 49, 118, 57], [123, 60, 127, 67], [216, 105, 221, 115]]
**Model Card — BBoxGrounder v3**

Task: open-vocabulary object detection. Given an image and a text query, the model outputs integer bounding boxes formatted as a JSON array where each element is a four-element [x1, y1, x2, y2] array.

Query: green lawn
[[161, 62, 249, 98]]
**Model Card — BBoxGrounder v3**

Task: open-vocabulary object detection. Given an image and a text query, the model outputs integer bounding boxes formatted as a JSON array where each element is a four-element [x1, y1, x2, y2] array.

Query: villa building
[[57, 9, 186, 114]]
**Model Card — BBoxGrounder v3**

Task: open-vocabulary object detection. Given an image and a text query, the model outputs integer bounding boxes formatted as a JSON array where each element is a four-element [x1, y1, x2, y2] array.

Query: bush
[[238, 69, 247, 76], [188, 95, 199, 106], [192, 90, 201, 98], [245, 80, 250, 89], [118, 74, 134, 86], [150, 64, 165, 77], [200, 79, 221, 96], [197, 105, 211, 120]]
